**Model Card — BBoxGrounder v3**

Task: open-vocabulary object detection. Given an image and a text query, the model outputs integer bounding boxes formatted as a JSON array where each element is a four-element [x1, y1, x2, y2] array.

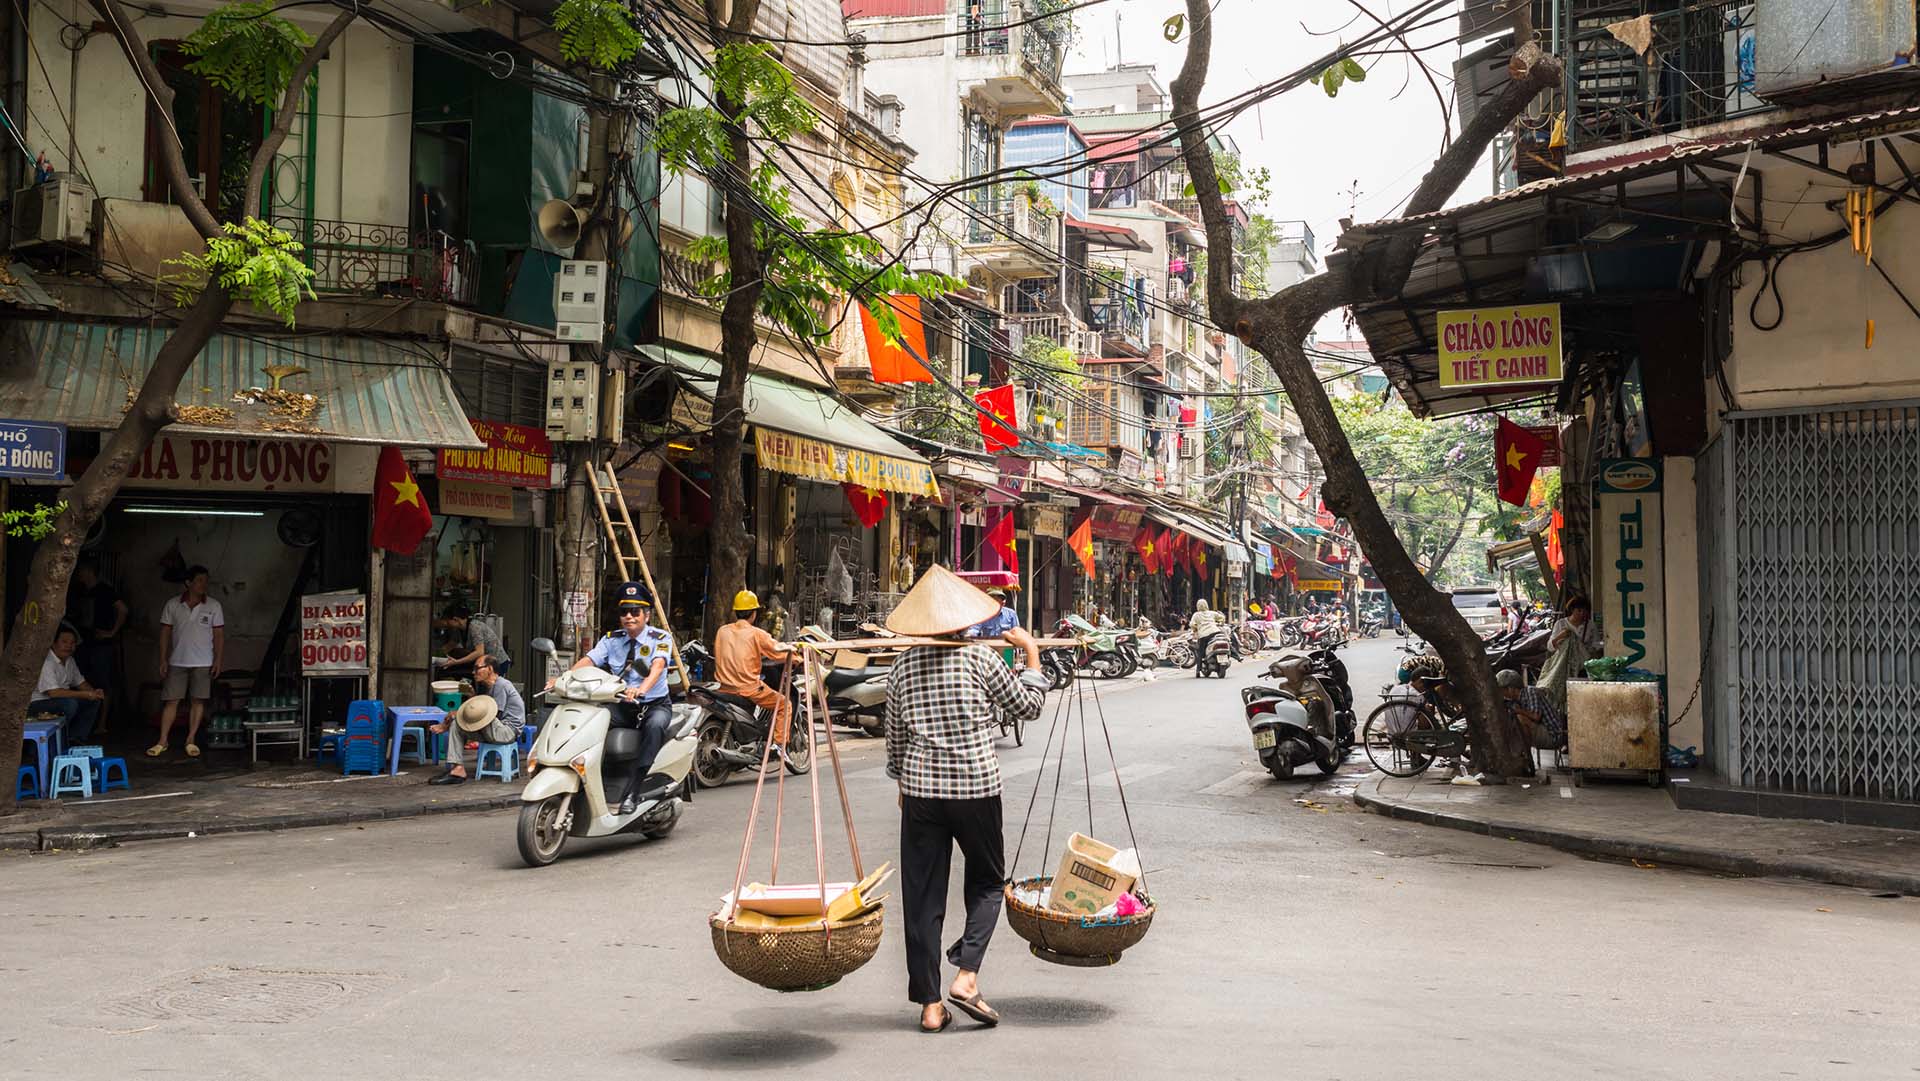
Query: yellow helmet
[[732, 589, 761, 612]]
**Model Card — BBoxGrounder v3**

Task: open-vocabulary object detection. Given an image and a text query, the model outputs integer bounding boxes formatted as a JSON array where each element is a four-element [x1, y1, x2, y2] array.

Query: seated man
[[714, 590, 794, 744], [428, 653, 525, 785], [33, 626, 104, 742], [1497, 668, 1565, 751]]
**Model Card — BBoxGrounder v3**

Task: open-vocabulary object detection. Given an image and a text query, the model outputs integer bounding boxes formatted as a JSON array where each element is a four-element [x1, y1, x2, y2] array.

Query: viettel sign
[[1436, 303, 1563, 388]]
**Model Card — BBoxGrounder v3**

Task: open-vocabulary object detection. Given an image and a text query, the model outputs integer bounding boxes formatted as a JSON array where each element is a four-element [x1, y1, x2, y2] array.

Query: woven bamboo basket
[[709, 905, 886, 992], [1003, 876, 1154, 967]]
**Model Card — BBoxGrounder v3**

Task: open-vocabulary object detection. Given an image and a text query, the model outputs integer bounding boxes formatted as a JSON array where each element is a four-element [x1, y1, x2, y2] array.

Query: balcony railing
[[1088, 297, 1147, 355], [270, 215, 475, 305], [960, 0, 1066, 85], [1562, 1, 1764, 154], [965, 186, 1061, 252]]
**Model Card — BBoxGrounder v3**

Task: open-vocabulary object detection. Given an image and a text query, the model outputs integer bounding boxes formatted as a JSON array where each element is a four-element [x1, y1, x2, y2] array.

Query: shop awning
[[0, 320, 484, 449], [1028, 476, 1142, 509], [643, 345, 938, 497], [1066, 217, 1152, 253], [1224, 541, 1250, 564], [1149, 504, 1236, 548]]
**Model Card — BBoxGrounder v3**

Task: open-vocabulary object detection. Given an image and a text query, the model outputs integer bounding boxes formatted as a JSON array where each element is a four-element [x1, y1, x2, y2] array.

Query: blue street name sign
[[0, 418, 67, 481]]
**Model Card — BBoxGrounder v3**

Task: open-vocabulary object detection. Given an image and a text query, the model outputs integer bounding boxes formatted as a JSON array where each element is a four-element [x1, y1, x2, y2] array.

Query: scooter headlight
[[569, 754, 590, 776]]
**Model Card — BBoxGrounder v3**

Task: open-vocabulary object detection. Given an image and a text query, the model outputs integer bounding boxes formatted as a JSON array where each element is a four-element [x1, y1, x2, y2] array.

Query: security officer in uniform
[[560, 581, 675, 814]]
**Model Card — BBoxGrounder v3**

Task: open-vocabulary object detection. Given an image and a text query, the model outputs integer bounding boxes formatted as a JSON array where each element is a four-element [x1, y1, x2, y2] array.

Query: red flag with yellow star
[[843, 482, 889, 528], [1495, 416, 1549, 506], [1132, 525, 1158, 574], [371, 447, 433, 553], [1068, 513, 1096, 577], [974, 384, 1020, 452], [1158, 528, 1175, 577], [986, 508, 1019, 574]]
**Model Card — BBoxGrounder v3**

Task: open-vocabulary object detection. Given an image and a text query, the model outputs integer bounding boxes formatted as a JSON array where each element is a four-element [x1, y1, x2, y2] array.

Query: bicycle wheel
[[1362, 700, 1439, 778]]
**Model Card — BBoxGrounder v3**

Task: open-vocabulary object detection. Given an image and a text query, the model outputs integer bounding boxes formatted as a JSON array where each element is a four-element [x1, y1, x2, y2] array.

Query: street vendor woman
[[883, 565, 1048, 1033]]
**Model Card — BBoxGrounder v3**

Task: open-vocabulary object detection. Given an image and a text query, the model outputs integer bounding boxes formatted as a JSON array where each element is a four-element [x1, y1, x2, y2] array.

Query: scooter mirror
[[529, 637, 557, 654]]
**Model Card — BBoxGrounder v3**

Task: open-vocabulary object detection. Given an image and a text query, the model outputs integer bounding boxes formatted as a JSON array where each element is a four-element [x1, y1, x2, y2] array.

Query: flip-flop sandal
[[185, 744, 202, 758], [145, 744, 167, 757], [919, 1006, 954, 1034], [947, 991, 1000, 1026]]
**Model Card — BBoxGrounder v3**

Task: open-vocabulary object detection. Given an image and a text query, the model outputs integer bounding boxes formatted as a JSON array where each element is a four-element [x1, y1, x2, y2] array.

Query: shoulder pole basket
[[710, 646, 883, 991]]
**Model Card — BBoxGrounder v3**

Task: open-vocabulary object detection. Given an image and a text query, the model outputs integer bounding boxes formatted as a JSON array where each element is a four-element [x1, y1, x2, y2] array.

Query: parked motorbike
[[1040, 646, 1077, 689], [682, 662, 815, 790], [772, 632, 893, 739], [1241, 681, 1341, 779], [1267, 648, 1356, 750], [517, 638, 698, 867], [1161, 630, 1196, 669], [1060, 616, 1134, 678], [1195, 631, 1232, 678]]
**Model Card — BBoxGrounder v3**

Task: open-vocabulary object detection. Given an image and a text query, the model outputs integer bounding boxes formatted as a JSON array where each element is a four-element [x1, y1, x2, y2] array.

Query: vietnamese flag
[[843, 482, 888, 528], [1195, 546, 1210, 581], [1068, 513, 1096, 577], [987, 508, 1019, 574], [1158, 528, 1175, 576], [974, 384, 1020, 452], [858, 295, 933, 383], [1132, 526, 1158, 574], [1495, 416, 1549, 506], [371, 447, 433, 553]]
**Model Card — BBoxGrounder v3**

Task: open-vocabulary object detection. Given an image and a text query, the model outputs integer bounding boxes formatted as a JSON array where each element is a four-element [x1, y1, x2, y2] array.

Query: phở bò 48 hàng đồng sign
[[1436, 304, 1563, 388]]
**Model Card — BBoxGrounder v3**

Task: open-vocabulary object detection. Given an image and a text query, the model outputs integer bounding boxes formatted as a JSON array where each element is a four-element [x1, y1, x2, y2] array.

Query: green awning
[[641, 344, 938, 497], [0, 320, 482, 449]]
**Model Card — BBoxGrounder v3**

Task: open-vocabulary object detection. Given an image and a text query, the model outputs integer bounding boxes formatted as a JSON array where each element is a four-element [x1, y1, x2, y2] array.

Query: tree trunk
[[0, 286, 232, 810], [702, 0, 764, 646], [1169, 1, 1562, 779]]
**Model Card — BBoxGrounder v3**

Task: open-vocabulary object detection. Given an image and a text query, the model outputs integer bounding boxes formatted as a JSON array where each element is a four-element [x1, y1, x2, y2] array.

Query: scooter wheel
[[516, 794, 570, 867]]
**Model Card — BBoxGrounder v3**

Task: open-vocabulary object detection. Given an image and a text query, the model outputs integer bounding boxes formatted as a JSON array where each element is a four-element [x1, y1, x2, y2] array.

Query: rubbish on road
[[1450, 775, 1482, 787]]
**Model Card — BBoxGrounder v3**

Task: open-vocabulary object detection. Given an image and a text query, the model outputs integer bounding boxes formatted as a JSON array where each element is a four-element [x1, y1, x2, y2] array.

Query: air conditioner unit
[[553, 259, 606, 342], [1178, 434, 1200, 459], [546, 358, 601, 442], [11, 174, 94, 250]]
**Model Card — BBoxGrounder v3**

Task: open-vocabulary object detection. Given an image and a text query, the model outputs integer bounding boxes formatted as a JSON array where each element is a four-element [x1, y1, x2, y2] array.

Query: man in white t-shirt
[[32, 625, 104, 742], [149, 565, 225, 758]]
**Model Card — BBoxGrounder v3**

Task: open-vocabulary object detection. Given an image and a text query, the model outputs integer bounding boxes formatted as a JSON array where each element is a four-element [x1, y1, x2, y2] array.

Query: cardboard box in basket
[[1048, 832, 1137, 915]]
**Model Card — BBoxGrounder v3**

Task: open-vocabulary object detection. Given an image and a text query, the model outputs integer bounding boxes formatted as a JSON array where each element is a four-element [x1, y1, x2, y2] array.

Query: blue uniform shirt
[[966, 605, 1020, 639], [586, 626, 674, 701]]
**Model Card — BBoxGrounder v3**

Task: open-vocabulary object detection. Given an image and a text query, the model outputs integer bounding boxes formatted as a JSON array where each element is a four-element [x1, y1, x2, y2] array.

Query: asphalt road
[[4, 639, 1917, 1080]]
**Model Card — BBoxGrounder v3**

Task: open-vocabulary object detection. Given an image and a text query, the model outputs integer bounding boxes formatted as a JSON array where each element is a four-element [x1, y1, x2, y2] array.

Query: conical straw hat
[[885, 564, 1001, 637]]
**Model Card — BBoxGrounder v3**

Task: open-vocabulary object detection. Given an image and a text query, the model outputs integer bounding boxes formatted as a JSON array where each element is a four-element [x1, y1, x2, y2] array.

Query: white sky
[[1064, 0, 1495, 328]]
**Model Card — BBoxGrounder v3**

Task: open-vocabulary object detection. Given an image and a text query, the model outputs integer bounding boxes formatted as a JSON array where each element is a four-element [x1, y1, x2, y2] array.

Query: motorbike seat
[[824, 667, 883, 692], [604, 726, 642, 761], [1243, 684, 1299, 701], [708, 687, 762, 713]]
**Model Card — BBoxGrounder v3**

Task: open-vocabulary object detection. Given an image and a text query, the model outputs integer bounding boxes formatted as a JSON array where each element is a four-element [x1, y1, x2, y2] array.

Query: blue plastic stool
[[517, 722, 539, 756], [315, 730, 345, 764], [475, 743, 519, 782], [69, 744, 104, 760], [15, 765, 39, 801], [93, 756, 129, 793], [48, 754, 92, 799], [395, 727, 430, 766]]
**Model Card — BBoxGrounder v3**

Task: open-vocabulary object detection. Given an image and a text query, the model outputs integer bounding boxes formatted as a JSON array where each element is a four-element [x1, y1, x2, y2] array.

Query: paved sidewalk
[[1354, 770, 1920, 895], [1, 757, 527, 853]]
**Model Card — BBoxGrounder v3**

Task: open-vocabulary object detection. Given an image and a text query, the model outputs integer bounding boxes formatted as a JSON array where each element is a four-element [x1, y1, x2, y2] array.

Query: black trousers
[[900, 794, 1005, 1005], [615, 699, 673, 802]]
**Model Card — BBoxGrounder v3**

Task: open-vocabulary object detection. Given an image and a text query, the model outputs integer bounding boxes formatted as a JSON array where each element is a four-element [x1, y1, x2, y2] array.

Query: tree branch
[[92, 0, 220, 238], [245, 10, 358, 214], [1166, 1, 1242, 333]]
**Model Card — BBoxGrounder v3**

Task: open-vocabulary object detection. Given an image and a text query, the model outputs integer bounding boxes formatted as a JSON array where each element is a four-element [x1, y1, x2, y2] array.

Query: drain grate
[[100, 966, 394, 1025]]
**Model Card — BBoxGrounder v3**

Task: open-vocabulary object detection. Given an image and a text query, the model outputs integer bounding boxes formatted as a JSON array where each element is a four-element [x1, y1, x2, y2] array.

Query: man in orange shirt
[[714, 590, 795, 743]]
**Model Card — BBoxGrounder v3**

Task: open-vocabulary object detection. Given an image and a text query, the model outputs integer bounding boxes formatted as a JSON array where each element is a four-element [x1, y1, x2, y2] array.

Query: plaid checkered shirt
[[885, 644, 1049, 799]]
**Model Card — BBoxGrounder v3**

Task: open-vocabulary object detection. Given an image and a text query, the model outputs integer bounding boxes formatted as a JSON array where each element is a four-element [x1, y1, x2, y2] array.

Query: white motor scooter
[[516, 638, 700, 867]]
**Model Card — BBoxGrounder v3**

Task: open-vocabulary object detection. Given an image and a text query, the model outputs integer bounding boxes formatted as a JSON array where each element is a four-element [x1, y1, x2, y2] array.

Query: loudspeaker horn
[[537, 198, 587, 249]]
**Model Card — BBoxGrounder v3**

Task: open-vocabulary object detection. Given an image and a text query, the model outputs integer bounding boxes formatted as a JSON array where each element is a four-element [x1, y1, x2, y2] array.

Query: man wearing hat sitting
[[428, 653, 525, 784], [561, 581, 675, 814], [714, 590, 794, 744]]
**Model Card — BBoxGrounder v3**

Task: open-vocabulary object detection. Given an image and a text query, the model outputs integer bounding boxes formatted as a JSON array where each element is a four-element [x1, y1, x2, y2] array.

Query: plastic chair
[[315, 730, 346, 765], [395, 727, 431, 766], [15, 765, 39, 801], [49, 754, 92, 799], [475, 743, 519, 782], [93, 756, 130, 794], [517, 722, 539, 756]]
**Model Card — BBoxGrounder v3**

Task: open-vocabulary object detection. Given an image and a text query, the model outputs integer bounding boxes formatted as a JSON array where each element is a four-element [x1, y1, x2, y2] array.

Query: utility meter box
[[553, 259, 606, 341], [546, 358, 600, 442]]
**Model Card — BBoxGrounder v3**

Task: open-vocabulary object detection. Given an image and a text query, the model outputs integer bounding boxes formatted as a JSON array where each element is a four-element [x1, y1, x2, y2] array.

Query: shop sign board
[[1436, 303, 1563, 388], [1029, 505, 1066, 538], [754, 428, 940, 498], [438, 420, 553, 487], [124, 435, 376, 493], [439, 478, 514, 520], [1295, 579, 1344, 592], [0, 418, 65, 481], [1594, 458, 1665, 674], [300, 590, 369, 676], [1089, 506, 1141, 541]]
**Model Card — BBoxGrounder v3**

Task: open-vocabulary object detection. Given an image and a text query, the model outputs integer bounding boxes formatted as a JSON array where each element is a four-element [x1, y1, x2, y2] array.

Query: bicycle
[[1360, 676, 1472, 778]]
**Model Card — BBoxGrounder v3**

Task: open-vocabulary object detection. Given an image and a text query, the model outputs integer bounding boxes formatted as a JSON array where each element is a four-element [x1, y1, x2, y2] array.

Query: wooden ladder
[[588, 460, 691, 691]]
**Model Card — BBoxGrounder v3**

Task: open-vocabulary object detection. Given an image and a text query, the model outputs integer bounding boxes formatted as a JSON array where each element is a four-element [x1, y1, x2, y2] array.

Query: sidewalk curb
[[7, 793, 524, 853], [1352, 784, 1920, 896]]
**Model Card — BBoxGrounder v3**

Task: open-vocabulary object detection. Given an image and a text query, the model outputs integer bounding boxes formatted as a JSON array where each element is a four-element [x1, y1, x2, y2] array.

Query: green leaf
[[551, 0, 642, 69], [182, 2, 314, 107], [1320, 67, 1345, 97], [1162, 14, 1184, 41], [1182, 180, 1196, 198], [1341, 57, 1367, 82]]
